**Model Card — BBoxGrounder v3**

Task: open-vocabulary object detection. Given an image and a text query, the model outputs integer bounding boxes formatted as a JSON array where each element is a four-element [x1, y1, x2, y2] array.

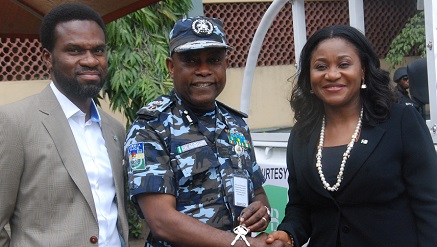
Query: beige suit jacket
[[0, 86, 129, 246]]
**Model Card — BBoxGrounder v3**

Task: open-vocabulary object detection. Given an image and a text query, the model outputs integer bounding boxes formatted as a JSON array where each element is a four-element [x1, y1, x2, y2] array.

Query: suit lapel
[[100, 112, 128, 240], [305, 129, 335, 198], [100, 114, 123, 203], [338, 125, 385, 190], [38, 86, 97, 220], [298, 125, 385, 199], [293, 129, 334, 199]]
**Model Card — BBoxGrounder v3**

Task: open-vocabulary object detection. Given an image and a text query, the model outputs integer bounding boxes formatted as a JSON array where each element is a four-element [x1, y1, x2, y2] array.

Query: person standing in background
[[393, 67, 419, 109], [0, 3, 128, 246]]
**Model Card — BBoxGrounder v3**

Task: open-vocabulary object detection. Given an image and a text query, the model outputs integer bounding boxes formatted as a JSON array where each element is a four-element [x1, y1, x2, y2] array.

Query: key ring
[[231, 225, 250, 246]]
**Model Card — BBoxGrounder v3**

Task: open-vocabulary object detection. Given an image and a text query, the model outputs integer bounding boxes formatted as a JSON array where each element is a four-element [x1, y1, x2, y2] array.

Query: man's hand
[[238, 187, 271, 233], [238, 201, 270, 232]]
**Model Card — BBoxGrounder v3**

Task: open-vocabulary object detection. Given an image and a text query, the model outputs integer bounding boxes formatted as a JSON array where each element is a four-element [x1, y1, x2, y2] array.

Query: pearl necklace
[[316, 107, 363, 191]]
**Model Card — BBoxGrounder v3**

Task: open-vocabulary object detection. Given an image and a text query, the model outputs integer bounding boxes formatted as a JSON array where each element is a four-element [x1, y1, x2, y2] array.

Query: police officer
[[393, 67, 419, 110], [124, 16, 283, 247]]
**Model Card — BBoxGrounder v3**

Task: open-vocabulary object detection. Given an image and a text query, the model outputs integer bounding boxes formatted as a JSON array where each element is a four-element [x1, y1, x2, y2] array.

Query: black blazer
[[278, 104, 437, 247]]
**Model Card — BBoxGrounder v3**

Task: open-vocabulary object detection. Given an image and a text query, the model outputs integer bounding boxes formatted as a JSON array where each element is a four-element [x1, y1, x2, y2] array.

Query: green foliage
[[103, 0, 193, 127], [385, 11, 426, 70], [127, 201, 143, 238]]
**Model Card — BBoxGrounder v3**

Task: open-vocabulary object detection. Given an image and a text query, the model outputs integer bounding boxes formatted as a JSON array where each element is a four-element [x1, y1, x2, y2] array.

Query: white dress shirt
[[50, 83, 121, 246]]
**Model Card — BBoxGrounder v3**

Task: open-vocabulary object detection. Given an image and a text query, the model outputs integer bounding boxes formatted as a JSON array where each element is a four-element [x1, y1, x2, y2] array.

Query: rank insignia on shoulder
[[145, 100, 165, 111], [127, 143, 146, 171], [137, 96, 173, 120]]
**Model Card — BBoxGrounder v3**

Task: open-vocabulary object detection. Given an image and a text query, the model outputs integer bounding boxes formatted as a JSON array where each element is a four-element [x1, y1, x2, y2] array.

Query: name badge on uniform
[[176, 139, 207, 154], [233, 173, 249, 208]]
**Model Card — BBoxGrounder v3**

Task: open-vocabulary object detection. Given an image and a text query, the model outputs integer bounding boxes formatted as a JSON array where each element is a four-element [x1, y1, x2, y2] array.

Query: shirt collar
[[50, 82, 101, 126]]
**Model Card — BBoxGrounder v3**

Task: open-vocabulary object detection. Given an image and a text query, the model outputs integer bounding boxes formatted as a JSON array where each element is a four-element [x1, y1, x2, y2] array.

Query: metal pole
[[348, 0, 365, 34], [423, 0, 437, 143], [239, 0, 290, 114], [292, 0, 307, 70], [188, 0, 204, 17]]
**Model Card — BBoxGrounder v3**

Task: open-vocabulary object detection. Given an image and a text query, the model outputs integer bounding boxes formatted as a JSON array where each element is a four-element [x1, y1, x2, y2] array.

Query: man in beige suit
[[0, 3, 128, 246]]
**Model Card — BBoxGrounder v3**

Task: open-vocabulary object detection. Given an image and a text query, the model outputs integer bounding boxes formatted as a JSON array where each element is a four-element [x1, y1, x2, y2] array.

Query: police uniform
[[395, 85, 418, 108], [393, 67, 420, 111], [125, 91, 265, 246]]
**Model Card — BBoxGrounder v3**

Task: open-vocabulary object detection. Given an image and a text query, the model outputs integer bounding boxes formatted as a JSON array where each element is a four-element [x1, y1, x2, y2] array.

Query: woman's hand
[[265, 230, 293, 246]]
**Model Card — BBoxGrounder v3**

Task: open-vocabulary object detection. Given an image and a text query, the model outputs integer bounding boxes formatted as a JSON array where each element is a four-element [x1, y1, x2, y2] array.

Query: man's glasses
[[400, 76, 408, 81]]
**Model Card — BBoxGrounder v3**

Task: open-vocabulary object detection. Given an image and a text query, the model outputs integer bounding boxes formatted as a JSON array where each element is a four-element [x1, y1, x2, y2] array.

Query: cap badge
[[191, 19, 214, 37]]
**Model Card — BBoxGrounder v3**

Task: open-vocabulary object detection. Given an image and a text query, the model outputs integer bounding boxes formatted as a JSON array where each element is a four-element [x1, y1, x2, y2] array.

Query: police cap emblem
[[191, 19, 214, 37]]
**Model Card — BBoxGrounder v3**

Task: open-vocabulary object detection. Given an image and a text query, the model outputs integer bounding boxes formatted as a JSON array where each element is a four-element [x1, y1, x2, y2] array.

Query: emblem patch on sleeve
[[127, 143, 146, 171]]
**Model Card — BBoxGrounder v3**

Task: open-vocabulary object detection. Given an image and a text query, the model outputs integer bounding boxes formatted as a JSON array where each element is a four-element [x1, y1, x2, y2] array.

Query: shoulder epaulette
[[137, 95, 174, 120], [216, 101, 248, 118]]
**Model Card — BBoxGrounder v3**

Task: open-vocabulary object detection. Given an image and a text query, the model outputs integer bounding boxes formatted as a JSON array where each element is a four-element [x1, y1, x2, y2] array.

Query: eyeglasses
[[400, 76, 408, 81]]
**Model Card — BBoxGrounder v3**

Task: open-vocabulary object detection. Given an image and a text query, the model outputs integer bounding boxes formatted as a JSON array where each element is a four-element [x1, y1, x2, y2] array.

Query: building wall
[[0, 65, 294, 130], [1, 56, 414, 131], [218, 65, 295, 131], [0, 0, 420, 130]]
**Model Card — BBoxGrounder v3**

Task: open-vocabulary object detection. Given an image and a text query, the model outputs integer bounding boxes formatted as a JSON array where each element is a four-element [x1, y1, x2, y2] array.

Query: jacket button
[[90, 236, 98, 244], [342, 226, 350, 233]]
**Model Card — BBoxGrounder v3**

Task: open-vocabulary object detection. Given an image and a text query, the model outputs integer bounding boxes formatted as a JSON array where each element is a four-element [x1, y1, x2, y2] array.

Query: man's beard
[[52, 68, 105, 99]]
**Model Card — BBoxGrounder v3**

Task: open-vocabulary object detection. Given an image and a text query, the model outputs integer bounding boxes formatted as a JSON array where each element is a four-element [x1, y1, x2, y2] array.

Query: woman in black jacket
[[266, 25, 437, 247]]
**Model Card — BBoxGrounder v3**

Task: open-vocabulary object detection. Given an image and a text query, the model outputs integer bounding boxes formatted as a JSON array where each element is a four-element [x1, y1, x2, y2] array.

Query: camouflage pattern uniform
[[125, 91, 265, 246]]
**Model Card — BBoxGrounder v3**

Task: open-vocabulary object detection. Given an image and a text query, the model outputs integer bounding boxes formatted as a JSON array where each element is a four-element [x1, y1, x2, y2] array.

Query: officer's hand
[[238, 201, 270, 232]]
